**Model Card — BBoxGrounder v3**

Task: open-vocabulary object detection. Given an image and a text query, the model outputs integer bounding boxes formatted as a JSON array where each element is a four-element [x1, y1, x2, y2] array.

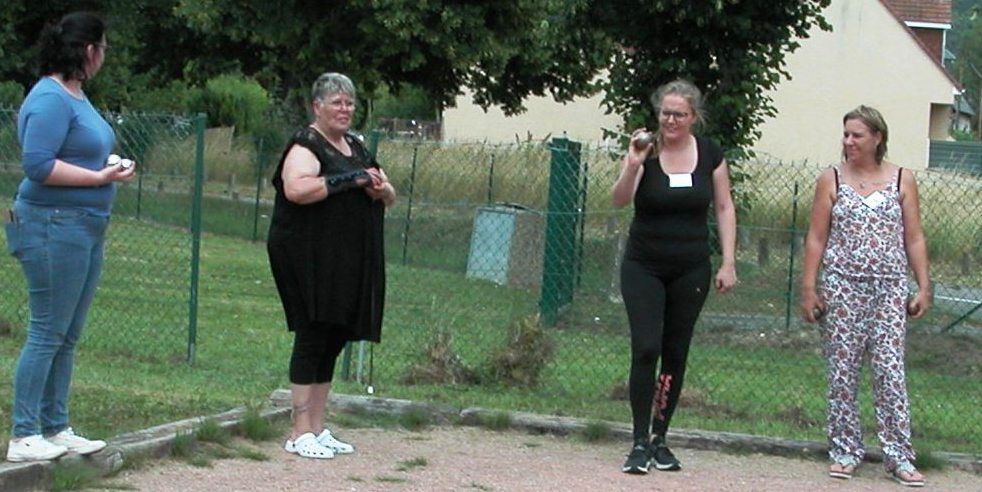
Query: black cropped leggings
[[621, 257, 710, 443], [289, 324, 350, 385]]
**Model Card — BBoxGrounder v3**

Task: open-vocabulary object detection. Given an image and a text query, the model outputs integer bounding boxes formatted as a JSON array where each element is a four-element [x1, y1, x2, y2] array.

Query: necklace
[[856, 177, 892, 190]]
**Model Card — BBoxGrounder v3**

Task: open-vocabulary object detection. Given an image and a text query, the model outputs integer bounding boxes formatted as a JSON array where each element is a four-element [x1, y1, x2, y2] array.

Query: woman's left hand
[[365, 167, 395, 204], [715, 264, 737, 293], [907, 288, 932, 319]]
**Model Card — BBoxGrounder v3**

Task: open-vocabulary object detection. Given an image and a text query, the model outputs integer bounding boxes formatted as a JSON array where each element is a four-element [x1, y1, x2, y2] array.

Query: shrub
[[188, 74, 270, 136], [0, 81, 25, 108], [482, 314, 555, 388], [127, 79, 199, 114], [402, 329, 477, 385]]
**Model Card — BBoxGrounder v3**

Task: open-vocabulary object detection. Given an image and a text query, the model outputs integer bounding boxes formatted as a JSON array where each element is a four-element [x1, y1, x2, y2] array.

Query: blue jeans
[[7, 201, 108, 438]]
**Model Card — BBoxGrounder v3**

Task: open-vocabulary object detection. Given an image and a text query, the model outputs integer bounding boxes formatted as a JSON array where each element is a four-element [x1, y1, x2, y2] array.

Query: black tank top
[[625, 135, 724, 265]]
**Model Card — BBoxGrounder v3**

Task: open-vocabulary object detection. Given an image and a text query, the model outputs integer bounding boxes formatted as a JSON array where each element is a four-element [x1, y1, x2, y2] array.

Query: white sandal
[[285, 433, 334, 459], [316, 428, 354, 454]]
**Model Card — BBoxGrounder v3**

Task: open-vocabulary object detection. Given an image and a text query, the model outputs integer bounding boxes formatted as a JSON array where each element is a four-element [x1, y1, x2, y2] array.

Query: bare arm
[[611, 130, 652, 208], [44, 159, 136, 186], [712, 160, 738, 292], [900, 169, 931, 318], [282, 145, 328, 205], [800, 168, 836, 322]]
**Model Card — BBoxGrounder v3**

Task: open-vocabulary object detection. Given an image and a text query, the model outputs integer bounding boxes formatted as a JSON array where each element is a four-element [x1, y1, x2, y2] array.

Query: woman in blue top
[[5, 11, 135, 463]]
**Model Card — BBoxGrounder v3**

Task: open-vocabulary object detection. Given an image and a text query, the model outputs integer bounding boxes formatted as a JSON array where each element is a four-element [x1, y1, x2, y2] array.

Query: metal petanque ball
[[107, 154, 134, 170], [632, 131, 654, 150]]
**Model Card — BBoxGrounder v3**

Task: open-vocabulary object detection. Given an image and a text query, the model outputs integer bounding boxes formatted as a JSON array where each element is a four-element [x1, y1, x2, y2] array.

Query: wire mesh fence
[[0, 108, 205, 363], [353, 136, 982, 454], [1, 110, 978, 455]]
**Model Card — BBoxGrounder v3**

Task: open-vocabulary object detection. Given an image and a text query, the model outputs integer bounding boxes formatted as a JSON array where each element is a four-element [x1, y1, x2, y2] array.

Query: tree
[[0, 0, 259, 110], [173, 0, 609, 123], [951, 0, 982, 138], [1, 0, 831, 152], [175, 0, 829, 151], [562, 1, 831, 154]]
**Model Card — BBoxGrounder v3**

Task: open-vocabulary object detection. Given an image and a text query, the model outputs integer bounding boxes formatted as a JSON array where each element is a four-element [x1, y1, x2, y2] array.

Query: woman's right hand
[[626, 128, 653, 170], [100, 162, 137, 184], [800, 289, 826, 323]]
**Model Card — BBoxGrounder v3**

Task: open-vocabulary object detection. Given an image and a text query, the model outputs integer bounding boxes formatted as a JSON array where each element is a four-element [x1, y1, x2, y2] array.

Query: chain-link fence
[[2, 112, 977, 455], [0, 108, 205, 362], [344, 136, 980, 454]]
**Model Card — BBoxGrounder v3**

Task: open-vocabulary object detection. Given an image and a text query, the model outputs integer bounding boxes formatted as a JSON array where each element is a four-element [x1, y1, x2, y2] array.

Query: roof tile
[[881, 0, 951, 24]]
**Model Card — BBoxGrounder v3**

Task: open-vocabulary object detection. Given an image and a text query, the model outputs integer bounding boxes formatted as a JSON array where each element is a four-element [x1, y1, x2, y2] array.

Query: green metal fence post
[[487, 153, 495, 204], [187, 113, 206, 364], [540, 136, 582, 326], [402, 146, 418, 265], [252, 137, 265, 242], [784, 181, 799, 330]]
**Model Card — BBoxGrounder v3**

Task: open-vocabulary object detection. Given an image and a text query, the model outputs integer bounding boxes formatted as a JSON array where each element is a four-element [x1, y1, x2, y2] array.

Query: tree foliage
[[564, 0, 831, 153], [951, 0, 982, 138], [0, 0, 831, 151], [172, 0, 608, 117]]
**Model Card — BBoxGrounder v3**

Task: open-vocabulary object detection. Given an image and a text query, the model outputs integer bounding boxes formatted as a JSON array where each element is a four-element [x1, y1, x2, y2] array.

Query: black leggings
[[621, 257, 710, 443], [289, 325, 350, 384]]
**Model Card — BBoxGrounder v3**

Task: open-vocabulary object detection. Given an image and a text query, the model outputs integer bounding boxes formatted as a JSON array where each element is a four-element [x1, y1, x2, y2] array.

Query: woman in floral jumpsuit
[[800, 106, 931, 487]]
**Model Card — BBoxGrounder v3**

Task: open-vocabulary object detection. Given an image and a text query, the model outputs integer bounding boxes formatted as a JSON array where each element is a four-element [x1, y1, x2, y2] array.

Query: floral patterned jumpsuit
[[820, 167, 915, 472]]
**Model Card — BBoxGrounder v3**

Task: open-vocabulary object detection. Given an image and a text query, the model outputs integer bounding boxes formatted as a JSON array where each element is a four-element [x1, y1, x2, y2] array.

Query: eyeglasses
[[319, 98, 356, 110], [94, 43, 109, 52], [659, 110, 689, 121]]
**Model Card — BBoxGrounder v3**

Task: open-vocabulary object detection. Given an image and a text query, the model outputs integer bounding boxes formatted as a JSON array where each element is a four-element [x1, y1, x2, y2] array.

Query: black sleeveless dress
[[266, 127, 385, 342]]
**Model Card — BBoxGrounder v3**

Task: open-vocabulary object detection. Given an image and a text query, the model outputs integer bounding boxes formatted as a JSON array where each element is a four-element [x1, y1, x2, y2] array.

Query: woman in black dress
[[267, 72, 395, 459]]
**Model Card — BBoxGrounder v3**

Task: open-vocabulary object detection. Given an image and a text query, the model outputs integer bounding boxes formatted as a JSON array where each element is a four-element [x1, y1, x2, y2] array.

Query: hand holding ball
[[107, 154, 134, 170], [906, 300, 918, 317], [632, 131, 654, 151]]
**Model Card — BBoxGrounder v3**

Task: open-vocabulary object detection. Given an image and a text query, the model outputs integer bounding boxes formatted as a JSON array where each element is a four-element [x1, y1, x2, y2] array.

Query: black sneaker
[[650, 437, 681, 471], [621, 443, 651, 474]]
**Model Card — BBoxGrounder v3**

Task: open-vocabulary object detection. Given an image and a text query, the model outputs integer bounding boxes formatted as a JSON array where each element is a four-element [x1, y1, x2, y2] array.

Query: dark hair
[[843, 105, 889, 163], [37, 12, 107, 81]]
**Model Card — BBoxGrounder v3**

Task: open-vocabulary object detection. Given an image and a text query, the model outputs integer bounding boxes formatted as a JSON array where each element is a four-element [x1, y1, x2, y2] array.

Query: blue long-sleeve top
[[16, 77, 116, 216]]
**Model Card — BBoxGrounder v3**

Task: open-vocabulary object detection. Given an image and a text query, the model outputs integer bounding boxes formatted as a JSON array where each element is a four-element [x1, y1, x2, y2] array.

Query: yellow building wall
[[755, 0, 956, 169], [442, 89, 623, 145]]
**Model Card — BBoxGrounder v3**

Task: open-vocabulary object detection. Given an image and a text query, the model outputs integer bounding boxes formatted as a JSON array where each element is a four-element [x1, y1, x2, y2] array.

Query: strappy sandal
[[285, 432, 334, 459], [828, 456, 859, 480], [891, 463, 925, 488]]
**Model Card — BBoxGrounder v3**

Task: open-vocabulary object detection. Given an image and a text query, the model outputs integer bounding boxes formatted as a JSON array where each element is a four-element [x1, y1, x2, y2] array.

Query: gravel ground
[[101, 425, 981, 491]]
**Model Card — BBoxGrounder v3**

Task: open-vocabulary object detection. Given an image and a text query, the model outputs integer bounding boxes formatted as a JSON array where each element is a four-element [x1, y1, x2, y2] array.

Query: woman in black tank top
[[612, 80, 738, 474]]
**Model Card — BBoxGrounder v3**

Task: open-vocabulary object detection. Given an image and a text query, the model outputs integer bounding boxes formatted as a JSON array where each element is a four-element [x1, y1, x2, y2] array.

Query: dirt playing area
[[102, 425, 980, 491]]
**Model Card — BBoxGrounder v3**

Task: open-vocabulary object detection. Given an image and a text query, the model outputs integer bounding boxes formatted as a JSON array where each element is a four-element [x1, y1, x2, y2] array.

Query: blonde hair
[[843, 105, 889, 163], [649, 79, 705, 149], [650, 79, 706, 127]]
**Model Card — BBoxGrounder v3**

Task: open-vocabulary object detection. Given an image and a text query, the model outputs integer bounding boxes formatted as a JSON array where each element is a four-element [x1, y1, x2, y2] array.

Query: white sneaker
[[316, 428, 354, 454], [6, 435, 68, 462], [46, 428, 106, 455]]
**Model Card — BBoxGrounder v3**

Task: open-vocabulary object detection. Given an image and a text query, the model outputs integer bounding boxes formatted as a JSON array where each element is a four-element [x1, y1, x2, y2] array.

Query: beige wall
[[755, 0, 956, 169], [442, 89, 623, 145]]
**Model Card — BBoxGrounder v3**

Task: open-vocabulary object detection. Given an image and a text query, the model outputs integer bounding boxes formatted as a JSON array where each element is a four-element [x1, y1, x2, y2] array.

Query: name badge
[[668, 173, 693, 188], [862, 191, 886, 209]]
